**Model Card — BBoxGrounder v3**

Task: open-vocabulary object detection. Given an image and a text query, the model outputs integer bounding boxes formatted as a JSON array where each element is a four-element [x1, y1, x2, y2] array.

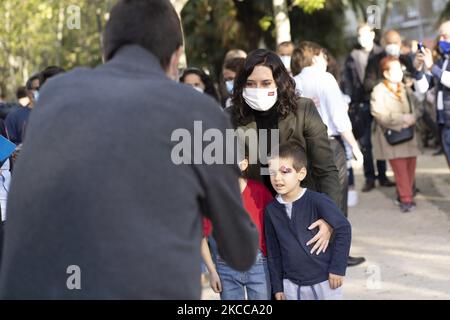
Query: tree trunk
[[273, 0, 292, 44], [170, 0, 189, 68]]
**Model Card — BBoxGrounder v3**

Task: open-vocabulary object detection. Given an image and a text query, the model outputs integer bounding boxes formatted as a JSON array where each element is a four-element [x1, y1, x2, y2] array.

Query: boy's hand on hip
[[275, 292, 286, 300], [329, 273, 344, 289]]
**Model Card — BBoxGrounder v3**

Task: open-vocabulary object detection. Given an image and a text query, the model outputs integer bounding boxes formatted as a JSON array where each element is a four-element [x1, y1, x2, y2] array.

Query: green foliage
[[292, 0, 326, 14], [0, 0, 113, 99]]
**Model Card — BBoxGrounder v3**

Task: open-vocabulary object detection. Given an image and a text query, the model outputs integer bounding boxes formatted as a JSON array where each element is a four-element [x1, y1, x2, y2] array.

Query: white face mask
[[280, 56, 292, 71], [385, 44, 401, 57], [243, 88, 278, 112], [388, 69, 404, 83], [358, 35, 373, 49]]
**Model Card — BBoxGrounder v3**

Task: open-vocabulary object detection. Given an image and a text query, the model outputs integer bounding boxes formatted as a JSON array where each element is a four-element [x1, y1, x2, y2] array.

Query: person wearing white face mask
[[343, 24, 388, 194], [363, 29, 418, 191], [291, 41, 366, 267], [371, 57, 420, 213], [364, 29, 416, 101], [277, 41, 294, 76], [228, 48, 346, 262]]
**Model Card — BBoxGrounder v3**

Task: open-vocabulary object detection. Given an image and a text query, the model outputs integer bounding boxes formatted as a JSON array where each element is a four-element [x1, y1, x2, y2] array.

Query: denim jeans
[[216, 251, 270, 300], [442, 126, 450, 166]]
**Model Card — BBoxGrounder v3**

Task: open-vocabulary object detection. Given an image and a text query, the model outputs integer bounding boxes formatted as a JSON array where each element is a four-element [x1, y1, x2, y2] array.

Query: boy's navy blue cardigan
[[264, 189, 351, 294]]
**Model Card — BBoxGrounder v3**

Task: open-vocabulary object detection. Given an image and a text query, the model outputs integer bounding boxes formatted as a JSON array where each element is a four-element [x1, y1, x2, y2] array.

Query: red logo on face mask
[[268, 91, 275, 96]]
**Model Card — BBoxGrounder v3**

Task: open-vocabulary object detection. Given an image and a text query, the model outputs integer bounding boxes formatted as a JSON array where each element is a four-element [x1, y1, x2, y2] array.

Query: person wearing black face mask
[[413, 20, 450, 169]]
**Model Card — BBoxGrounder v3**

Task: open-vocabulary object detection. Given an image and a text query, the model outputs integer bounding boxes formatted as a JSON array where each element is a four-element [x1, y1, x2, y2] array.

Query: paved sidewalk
[[202, 151, 450, 300]]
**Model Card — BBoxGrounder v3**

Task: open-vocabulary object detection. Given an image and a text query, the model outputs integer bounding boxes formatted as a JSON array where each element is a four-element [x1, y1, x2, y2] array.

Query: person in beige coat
[[371, 56, 419, 212]]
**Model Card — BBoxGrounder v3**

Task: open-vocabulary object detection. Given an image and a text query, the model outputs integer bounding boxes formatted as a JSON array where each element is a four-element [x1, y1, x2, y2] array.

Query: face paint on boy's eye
[[280, 166, 292, 174]]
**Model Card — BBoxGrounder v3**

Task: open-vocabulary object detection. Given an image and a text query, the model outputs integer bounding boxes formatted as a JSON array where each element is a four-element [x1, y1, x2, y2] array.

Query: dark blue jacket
[[264, 189, 351, 293], [4, 107, 31, 145], [415, 56, 450, 128]]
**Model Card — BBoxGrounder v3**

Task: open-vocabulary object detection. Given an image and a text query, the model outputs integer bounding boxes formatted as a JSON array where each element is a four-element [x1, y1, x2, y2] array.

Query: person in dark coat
[[0, 0, 258, 299]]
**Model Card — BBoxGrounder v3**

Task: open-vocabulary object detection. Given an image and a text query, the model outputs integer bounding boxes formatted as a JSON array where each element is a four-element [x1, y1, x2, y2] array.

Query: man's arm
[[302, 99, 341, 208], [194, 108, 259, 272], [431, 63, 450, 89]]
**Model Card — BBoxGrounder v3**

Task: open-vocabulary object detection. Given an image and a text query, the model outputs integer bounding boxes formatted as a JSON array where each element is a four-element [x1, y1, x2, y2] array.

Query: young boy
[[265, 142, 352, 300]]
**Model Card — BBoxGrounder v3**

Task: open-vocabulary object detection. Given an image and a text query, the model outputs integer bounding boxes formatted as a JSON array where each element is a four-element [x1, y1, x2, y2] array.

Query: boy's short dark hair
[[291, 41, 324, 76], [273, 142, 308, 172], [103, 0, 184, 69], [16, 86, 28, 100]]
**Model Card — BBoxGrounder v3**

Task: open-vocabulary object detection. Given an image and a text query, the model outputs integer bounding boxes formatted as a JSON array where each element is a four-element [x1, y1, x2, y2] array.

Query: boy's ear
[[298, 167, 307, 181]]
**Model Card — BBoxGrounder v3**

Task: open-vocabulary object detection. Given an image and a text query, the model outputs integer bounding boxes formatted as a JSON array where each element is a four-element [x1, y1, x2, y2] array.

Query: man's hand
[[307, 219, 333, 255], [414, 48, 434, 71], [351, 145, 364, 170], [329, 273, 344, 289], [275, 292, 286, 300]]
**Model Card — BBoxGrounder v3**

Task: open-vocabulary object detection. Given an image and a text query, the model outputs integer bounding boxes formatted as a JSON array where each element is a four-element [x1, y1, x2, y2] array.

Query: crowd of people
[[0, 0, 448, 300]]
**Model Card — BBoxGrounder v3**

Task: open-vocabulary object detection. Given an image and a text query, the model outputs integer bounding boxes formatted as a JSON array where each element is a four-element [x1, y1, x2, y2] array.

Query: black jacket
[[342, 45, 383, 106], [0, 45, 259, 299]]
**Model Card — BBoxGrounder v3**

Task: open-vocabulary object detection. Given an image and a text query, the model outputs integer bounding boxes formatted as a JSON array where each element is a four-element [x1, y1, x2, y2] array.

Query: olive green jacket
[[227, 97, 341, 208]]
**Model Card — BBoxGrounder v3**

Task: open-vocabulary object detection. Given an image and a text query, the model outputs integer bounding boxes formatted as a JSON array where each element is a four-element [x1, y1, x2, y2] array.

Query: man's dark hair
[[291, 41, 324, 76], [103, 0, 184, 69], [40, 66, 65, 87], [223, 57, 245, 73], [274, 141, 308, 172], [16, 86, 28, 100]]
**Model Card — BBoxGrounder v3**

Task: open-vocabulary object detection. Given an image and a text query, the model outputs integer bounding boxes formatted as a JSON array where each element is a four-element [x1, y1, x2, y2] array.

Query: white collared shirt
[[294, 66, 352, 137]]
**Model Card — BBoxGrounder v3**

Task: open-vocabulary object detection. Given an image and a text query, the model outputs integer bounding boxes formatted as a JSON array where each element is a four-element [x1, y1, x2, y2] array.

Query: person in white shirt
[[292, 41, 365, 267]]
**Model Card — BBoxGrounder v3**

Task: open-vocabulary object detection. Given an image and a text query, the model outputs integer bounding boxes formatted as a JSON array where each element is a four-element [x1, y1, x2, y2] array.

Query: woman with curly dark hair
[[227, 48, 341, 255]]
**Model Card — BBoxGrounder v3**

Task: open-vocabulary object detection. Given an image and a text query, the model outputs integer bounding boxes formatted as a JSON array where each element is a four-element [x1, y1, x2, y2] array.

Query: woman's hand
[[307, 219, 333, 255], [402, 114, 416, 128], [209, 271, 222, 293]]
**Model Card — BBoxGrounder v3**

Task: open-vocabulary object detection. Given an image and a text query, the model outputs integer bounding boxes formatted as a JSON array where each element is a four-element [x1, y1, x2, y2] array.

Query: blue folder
[[0, 135, 17, 164]]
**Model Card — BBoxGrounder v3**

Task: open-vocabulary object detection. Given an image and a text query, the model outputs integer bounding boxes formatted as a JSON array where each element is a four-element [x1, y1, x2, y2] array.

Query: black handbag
[[384, 126, 414, 145], [383, 89, 415, 146]]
